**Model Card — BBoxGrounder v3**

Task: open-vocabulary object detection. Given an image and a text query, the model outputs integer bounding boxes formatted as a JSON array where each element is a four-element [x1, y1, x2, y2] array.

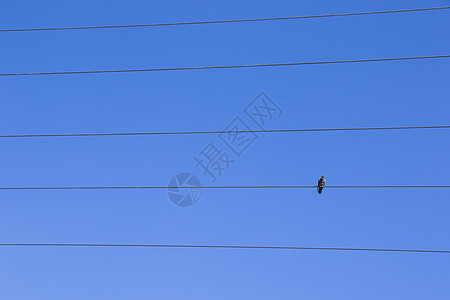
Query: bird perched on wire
[[317, 176, 326, 194]]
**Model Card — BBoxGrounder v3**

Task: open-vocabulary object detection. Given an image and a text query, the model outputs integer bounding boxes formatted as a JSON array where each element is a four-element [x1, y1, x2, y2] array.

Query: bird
[[317, 176, 326, 194]]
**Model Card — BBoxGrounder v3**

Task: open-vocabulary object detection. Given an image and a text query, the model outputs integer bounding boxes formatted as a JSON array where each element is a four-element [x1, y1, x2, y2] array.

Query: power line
[[1, 125, 449, 139], [0, 243, 448, 254], [1, 55, 449, 77], [1, 185, 448, 190], [1, 7, 449, 32]]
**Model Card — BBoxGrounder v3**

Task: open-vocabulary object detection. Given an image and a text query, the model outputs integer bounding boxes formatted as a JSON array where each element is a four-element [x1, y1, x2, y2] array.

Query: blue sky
[[0, 0, 449, 299]]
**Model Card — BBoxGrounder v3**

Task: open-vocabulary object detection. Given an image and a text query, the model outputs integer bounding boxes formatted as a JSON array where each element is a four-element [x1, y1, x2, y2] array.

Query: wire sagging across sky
[[1, 185, 449, 190], [1, 125, 449, 139], [0, 6, 448, 32], [0, 243, 449, 254], [1, 55, 449, 77]]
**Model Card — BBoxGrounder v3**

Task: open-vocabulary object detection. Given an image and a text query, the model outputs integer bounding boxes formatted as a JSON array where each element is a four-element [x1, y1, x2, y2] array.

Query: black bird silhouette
[[317, 176, 326, 194]]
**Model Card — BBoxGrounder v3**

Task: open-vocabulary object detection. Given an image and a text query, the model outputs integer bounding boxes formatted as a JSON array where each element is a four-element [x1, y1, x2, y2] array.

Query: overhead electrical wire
[[0, 185, 448, 190], [1, 125, 449, 139], [1, 7, 448, 260], [0, 243, 449, 254], [1, 7, 449, 32], [1, 55, 449, 77]]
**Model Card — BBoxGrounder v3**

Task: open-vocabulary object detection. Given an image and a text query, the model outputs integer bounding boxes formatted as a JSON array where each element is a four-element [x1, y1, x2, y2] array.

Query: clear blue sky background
[[1, 0, 449, 299]]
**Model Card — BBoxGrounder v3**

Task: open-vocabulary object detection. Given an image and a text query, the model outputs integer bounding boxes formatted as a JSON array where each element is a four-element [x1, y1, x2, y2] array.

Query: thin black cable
[[0, 185, 448, 190], [0, 243, 448, 254], [1, 55, 449, 77], [1, 7, 449, 32], [1, 125, 449, 139]]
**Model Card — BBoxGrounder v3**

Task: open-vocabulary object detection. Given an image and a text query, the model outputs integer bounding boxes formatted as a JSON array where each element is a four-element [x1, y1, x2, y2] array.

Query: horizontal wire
[[0, 243, 449, 254], [1, 185, 448, 190], [1, 7, 449, 32], [1, 125, 449, 139], [1, 55, 449, 77]]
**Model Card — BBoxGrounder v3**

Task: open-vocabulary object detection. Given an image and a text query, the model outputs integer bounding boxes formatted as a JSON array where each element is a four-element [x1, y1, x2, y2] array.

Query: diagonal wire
[[1, 7, 449, 32], [1, 125, 449, 139], [0, 243, 449, 254], [0, 185, 449, 190], [1, 55, 449, 77]]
